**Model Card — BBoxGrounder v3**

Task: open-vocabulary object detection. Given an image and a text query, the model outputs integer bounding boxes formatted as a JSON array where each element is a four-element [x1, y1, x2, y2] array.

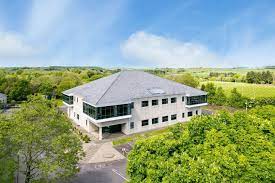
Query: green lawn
[[201, 81, 275, 98], [113, 127, 171, 146]]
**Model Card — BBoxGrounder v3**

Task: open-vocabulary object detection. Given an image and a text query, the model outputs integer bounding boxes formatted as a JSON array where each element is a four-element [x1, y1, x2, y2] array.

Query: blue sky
[[0, 0, 275, 68]]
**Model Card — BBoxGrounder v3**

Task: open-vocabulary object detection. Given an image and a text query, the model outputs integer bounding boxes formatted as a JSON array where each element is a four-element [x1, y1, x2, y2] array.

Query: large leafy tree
[[0, 95, 84, 183], [128, 110, 275, 182], [168, 73, 199, 88], [0, 114, 18, 183]]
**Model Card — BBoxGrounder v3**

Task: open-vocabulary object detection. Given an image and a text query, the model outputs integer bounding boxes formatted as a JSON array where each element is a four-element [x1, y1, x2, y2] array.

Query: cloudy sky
[[0, 0, 275, 68]]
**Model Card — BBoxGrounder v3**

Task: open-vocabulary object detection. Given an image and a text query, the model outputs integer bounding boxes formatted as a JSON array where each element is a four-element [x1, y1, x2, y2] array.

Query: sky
[[0, 0, 275, 68]]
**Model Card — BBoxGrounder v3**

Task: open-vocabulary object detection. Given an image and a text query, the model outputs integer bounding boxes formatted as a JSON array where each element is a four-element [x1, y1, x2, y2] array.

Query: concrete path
[[87, 142, 125, 164]]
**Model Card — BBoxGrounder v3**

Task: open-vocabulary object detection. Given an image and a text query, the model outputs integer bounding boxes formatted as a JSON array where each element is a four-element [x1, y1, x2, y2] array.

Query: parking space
[[70, 159, 128, 183]]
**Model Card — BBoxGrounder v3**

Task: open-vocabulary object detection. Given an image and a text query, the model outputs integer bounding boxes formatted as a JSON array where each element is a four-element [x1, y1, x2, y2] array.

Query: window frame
[[182, 113, 185, 118], [171, 97, 177, 103], [152, 99, 158, 106], [171, 114, 177, 120], [188, 111, 193, 117], [141, 101, 149, 107], [152, 118, 159, 124], [130, 122, 135, 129], [141, 119, 149, 126], [162, 116, 168, 122], [162, 98, 168, 104]]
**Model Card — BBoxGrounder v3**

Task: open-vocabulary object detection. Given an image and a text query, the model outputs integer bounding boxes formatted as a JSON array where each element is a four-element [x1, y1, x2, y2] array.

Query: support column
[[99, 127, 103, 140]]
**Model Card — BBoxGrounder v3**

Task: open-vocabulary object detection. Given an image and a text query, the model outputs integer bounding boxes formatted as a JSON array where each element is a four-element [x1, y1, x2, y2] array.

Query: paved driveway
[[70, 159, 128, 183]]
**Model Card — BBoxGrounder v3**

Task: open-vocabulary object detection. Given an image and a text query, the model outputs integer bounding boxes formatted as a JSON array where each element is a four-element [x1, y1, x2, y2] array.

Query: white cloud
[[121, 31, 221, 68], [0, 32, 36, 58], [26, 0, 72, 38]]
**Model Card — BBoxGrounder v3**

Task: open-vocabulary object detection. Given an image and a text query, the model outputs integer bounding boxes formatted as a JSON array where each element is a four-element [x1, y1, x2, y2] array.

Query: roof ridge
[[95, 71, 122, 105]]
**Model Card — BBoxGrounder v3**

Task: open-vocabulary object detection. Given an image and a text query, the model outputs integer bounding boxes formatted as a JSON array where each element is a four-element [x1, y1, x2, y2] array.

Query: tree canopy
[[0, 95, 84, 183], [127, 109, 275, 182]]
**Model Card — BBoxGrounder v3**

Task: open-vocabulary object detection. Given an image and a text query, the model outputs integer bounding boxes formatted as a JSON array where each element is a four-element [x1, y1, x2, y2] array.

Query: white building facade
[[62, 71, 207, 140]]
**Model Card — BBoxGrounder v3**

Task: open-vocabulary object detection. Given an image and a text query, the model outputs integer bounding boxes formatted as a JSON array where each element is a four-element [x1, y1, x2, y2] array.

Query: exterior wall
[[65, 94, 203, 139], [124, 95, 202, 135]]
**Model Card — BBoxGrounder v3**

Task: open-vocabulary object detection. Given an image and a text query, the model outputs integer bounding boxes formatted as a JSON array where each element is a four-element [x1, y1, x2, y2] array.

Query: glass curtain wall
[[186, 95, 207, 105], [83, 102, 131, 120]]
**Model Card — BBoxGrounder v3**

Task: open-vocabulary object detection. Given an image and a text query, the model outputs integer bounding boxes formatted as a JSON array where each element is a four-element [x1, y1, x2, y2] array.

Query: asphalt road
[[70, 159, 128, 183]]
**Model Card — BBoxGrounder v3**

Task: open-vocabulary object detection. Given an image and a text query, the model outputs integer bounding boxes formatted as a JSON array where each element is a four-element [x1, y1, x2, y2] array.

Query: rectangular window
[[77, 97, 78, 103], [182, 96, 185, 102], [77, 114, 79, 120], [171, 97, 177, 103], [130, 122, 134, 129], [142, 101, 149, 107], [186, 95, 207, 105], [86, 120, 88, 126], [196, 110, 198, 115], [171, 114, 177, 120], [152, 118, 159, 124], [152, 99, 158, 106], [182, 113, 185, 118], [142, 120, 149, 126], [162, 98, 168, 104], [62, 94, 73, 105], [162, 116, 168, 122], [188, 111, 193, 117]]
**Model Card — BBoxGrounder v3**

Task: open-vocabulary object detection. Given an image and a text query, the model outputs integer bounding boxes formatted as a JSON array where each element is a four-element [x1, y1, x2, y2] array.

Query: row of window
[[142, 97, 184, 107], [130, 110, 199, 129]]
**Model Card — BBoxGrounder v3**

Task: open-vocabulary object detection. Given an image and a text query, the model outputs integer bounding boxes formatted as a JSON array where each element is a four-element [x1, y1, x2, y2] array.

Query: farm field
[[201, 81, 275, 98]]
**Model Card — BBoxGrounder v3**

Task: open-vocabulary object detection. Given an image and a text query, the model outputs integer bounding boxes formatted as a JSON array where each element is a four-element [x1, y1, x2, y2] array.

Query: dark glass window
[[83, 102, 131, 120], [171, 114, 177, 120], [83, 102, 97, 119], [171, 97, 177, 103], [182, 113, 185, 118], [130, 122, 134, 129], [62, 94, 73, 105], [152, 99, 158, 106], [182, 96, 185, 102], [142, 120, 149, 126], [77, 114, 79, 120], [188, 111, 193, 117], [152, 118, 159, 124], [142, 101, 149, 107], [196, 110, 198, 115], [162, 116, 168, 122], [86, 120, 88, 126], [186, 95, 207, 105], [162, 98, 168, 104]]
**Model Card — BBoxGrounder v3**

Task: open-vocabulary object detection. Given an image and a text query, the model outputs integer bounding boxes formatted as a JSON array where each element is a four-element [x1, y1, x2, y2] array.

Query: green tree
[[0, 95, 84, 182], [127, 110, 275, 182], [203, 83, 216, 104], [212, 87, 227, 106], [0, 114, 18, 183], [228, 88, 246, 108], [170, 73, 199, 88]]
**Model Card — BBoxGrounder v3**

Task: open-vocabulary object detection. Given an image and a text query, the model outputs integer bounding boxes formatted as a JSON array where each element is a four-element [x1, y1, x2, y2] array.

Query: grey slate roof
[[63, 70, 206, 107]]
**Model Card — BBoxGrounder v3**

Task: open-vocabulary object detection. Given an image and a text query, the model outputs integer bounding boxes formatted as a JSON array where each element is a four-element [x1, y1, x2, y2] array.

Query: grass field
[[201, 81, 275, 98]]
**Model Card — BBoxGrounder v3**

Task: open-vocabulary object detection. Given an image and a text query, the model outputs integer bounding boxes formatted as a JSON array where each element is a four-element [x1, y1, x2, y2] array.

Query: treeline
[[246, 71, 273, 84], [0, 67, 117, 103], [201, 83, 275, 108]]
